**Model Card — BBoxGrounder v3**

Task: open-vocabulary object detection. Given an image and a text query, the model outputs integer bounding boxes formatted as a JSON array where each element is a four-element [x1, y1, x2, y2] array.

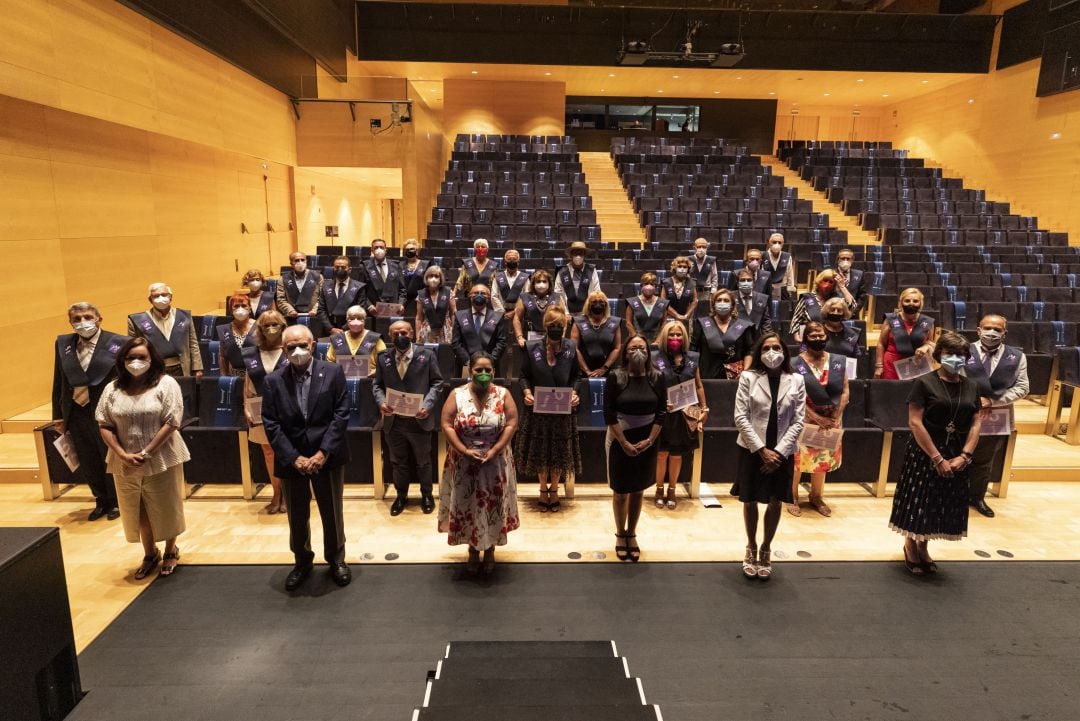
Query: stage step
[[434, 656, 629, 680], [416, 705, 660, 721], [426, 677, 643, 708], [446, 640, 617, 659]]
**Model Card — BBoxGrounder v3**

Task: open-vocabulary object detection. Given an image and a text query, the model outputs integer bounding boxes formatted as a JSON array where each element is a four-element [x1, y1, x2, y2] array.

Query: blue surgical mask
[[940, 354, 965, 374], [738, 281, 753, 293], [714, 302, 732, 315]]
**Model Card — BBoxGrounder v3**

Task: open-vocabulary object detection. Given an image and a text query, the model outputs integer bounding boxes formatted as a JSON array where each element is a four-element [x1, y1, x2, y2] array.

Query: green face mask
[[473, 370, 493, 388]]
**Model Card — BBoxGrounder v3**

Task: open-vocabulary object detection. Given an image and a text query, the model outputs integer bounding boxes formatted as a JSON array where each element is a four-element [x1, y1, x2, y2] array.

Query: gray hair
[[473, 238, 489, 248], [148, 282, 172, 294], [345, 305, 367, 320], [67, 301, 101, 319], [424, 265, 445, 284], [282, 324, 314, 344]]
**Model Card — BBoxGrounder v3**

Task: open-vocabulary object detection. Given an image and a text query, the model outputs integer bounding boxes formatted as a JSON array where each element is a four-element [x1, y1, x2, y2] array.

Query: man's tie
[[379, 263, 387, 282], [473, 314, 482, 333], [397, 354, 408, 379], [983, 348, 994, 375]]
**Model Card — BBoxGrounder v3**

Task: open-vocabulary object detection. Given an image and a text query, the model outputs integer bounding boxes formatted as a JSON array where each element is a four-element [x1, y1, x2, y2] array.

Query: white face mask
[[761, 349, 784, 369], [126, 359, 150, 377], [695, 248, 707, 258], [838, 260, 852, 271], [533, 282, 549, 294], [233, 307, 251, 321], [151, 295, 171, 310], [73, 321, 98, 339], [426, 277, 440, 289], [980, 329, 1004, 348], [373, 248, 386, 261], [288, 346, 312, 367], [293, 261, 306, 274], [675, 267, 689, 278], [347, 319, 365, 333], [248, 280, 263, 293]]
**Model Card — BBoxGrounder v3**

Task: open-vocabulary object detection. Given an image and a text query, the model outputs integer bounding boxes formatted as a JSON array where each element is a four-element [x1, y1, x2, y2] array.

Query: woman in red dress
[[875, 288, 936, 380]]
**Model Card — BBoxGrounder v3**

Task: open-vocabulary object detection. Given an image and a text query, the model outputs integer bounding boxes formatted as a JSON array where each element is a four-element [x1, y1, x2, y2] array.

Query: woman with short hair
[[96, 337, 191, 579], [243, 311, 289, 514], [651, 321, 707, 510], [242, 269, 276, 318], [889, 330, 982, 575], [789, 269, 850, 343], [662, 256, 698, 324], [415, 265, 456, 344], [625, 272, 670, 346], [513, 269, 558, 347], [218, 293, 257, 377], [692, 288, 756, 379]]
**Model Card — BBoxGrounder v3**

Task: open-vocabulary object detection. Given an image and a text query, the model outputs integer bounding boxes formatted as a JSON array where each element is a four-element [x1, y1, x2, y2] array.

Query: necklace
[[940, 373, 963, 441]]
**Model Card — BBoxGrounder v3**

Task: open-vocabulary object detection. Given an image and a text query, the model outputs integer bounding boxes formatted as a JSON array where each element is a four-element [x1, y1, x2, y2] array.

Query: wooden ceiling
[[355, 59, 978, 112]]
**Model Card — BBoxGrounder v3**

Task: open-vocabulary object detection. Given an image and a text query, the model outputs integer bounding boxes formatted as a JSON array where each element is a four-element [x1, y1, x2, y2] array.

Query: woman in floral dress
[[789, 322, 849, 517], [438, 351, 520, 574]]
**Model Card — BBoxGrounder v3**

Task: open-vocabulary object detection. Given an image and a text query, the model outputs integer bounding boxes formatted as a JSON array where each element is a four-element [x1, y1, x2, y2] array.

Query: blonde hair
[[585, 291, 610, 320], [821, 297, 851, 319], [424, 265, 445, 285], [896, 287, 925, 312], [255, 310, 286, 348], [669, 255, 691, 274], [655, 319, 688, 350], [815, 269, 838, 284], [543, 304, 569, 329], [710, 289, 738, 318], [640, 272, 658, 287]]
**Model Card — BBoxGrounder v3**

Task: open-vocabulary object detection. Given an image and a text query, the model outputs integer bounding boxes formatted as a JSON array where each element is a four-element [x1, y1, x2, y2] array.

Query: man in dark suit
[[373, 321, 445, 516], [726, 247, 771, 295], [52, 302, 127, 521], [451, 283, 508, 374], [833, 247, 867, 314], [316, 255, 367, 334], [361, 238, 405, 317], [733, 268, 774, 335], [261, 325, 352, 591]]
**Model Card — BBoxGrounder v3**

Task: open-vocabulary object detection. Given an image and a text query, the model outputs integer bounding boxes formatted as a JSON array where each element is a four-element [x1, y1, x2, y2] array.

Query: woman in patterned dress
[[788, 322, 849, 518], [889, 331, 982, 575], [438, 351, 520, 574], [415, 265, 456, 344]]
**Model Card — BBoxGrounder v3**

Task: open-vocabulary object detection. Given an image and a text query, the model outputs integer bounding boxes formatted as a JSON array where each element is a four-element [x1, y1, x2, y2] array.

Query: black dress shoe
[[88, 506, 107, 522], [106, 507, 121, 521], [421, 494, 435, 514], [285, 564, 312, 591], [330, 562, 352, 587], [390, 496, 407, 516], [972, 500, 996, 518]]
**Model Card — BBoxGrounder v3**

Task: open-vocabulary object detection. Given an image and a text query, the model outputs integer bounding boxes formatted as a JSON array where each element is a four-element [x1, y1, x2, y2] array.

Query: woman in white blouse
[[96, 337, 191, 579]]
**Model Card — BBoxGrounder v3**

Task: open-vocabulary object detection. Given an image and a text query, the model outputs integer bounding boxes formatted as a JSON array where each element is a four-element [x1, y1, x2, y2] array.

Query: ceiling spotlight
[[471, 70, 478, 75], [823, 93, 830, 97], [1051, 132, 1062, 139], [856, 78, 864, 83], [656, 89, 664, 93], [714, 90, 721, 94], [672, 75, 680, 79], [768, 91, 776, 95], [921, 80, 929, 84], [544, 72, 551, 76], [881, 93, 890, 97], [968, 98, 975, 103], [735, 76, 742, 80], [609, 73, 616, 77]]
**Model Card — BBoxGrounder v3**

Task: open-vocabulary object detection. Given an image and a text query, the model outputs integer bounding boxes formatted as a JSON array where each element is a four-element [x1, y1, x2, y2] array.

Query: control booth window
[[565, 103, 700, 133]]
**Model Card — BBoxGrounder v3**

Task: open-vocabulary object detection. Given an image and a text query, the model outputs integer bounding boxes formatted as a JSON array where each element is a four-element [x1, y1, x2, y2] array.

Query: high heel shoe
[[756, 548, 772, 581], [742, 546, 758, 579], [654, 485, 665, 508], [538, 489, 550, 512], [903, 546, 925, 576], [614, 533, 629, 562], [548, 487, 561, 513], [466, 547, 480, 574], [625, 534, 640, 562], [665, 486, 677, 510]]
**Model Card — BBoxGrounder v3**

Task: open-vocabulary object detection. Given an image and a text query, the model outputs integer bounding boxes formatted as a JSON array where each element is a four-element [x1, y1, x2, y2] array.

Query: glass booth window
[[566, 104, 607, 129], [655, 106, 699, 132], [608, 105, 654, 131]]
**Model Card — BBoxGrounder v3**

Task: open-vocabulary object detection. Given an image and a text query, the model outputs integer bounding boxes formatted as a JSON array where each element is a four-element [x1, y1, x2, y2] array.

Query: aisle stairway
[[414, 640, 662, 721], [579, 152, 646, 247], [759, 155, 879, 246]]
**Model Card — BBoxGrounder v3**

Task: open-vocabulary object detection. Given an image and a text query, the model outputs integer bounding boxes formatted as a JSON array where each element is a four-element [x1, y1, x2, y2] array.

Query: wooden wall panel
[[882, 60, 1080, 240], [0, 154, 60, 240], [406, 87, 444, 243], [294, 169, 389, 252], [442, 79, 565, 142]]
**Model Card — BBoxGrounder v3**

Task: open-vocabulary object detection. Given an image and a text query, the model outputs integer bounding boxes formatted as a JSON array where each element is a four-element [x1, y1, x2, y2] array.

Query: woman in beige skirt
[[242, 310, 289, 513], [96, 337, 191, 579]]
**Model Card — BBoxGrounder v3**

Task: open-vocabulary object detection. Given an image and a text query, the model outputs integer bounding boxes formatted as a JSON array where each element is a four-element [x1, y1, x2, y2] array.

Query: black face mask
[[334, 268, 350, 280], [404, 249, 417, 258], [825, 313, 845, 323], [902, 304, 920, 315], [806, 338, 828, 352], [589, 302, 607, 315], [393, 335, 411, 351], [505, 261, 518, 271], [471, 294, 488, 308], [546, 326, 563, 341]]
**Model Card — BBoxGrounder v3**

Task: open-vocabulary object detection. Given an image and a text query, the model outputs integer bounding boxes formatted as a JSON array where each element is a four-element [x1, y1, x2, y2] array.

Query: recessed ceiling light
[[856, 78, 864, 83], [471, 70, 478, 75], [544, 72, 551, 76], [823, 93, 830, 97], [672, 75, 680, 79], [714, 91, 721, 94], [608, 73, 616, 77], [881, 93, 890, 97], [768, 91, 776, 96], [735, 76, 742, 80], [1050, 132, 1062, 139], [656, 90, 663, 93], [921, 80, 929, 84], [968, 98, 975, 104]]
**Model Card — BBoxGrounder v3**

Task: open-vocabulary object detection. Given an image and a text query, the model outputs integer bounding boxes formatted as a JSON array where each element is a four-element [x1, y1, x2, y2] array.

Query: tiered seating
[[776, 139, 893, 162], [613, 136, 847, 246], [785, 145, 1067, 247], [426, 134, 601, 245]]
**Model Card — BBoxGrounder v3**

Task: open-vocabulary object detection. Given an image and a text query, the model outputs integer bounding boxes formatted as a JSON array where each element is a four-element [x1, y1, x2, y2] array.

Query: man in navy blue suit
[[262, 324, 352, 591]]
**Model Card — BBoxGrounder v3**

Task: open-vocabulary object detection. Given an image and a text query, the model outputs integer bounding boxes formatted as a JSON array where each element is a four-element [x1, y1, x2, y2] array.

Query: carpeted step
[[434, 656, 629, 680], [446, 640, 616, 659], [416, 704, 661, 721], [425, 677, 643, 707]]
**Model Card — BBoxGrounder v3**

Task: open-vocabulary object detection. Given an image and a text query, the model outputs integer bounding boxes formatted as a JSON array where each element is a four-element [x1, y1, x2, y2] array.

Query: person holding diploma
[[788, 322, 849, 518], [373, 321, 445, 516], [692, 289, 756, 379], [439, 351, 520, 574], [95, 338, 190, 579], [965, 314, 1028, 518], [625, 272, 670, 346], [570, 291, 622, 376], [242, 311, 289, 514], [605, 334, 667, 562], [733, 333, 806, 581], [888, 331, 981, 575], [325, 306, 385, 378], [516, 306, 582, 512], [651, 321, 707, 510], [876, 288, 935, 379], [415, 265, 456, 344]]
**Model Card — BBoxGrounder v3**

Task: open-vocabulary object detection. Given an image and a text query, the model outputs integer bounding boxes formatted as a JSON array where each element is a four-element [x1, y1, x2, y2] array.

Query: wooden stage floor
[[2, 479, 1080, 653]]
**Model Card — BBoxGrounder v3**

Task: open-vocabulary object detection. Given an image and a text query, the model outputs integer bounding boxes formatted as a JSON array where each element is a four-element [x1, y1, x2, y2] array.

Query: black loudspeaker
[[0, 528, 83, 720], [1037, 21, 1080, 96]]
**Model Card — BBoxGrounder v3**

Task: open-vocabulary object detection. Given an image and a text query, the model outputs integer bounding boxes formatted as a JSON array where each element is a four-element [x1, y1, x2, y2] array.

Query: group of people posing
[[51, 232, 1028, 586]]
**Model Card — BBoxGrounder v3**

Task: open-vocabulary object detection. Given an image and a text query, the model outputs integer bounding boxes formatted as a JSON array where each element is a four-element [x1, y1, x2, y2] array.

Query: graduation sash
[[886, 313, 933, 357], [284, 272, 318, 312], [792, 354, 846, 408], [558, 265, 594, 311], [698, 316, 751, 358], [421, 287, 451, 329], [330, 330, 380, 358], [241, 346, 286, 395], [576, 317, 620, 368], [651, 350, 699, 387], [627, 296, 669, 338], [525, 338, 577, 387], [216, 323, 255, 371], [456, 309, 504, 353], [131, 310, 190, 362], [964, 344, 1023, 401], [495, 271, 529, 306], [58, 332, 125, 389]]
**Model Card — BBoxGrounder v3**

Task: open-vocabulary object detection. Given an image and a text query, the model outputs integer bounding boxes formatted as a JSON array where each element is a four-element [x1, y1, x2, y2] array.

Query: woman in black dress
[[517, 306, 582, 512], [513, 269, 558, 348], [692, 289, 757, 379], [661, 256, 698, 325], [605, 334, 666, 562], [570, 291, 622, 377], [889, 330, 982, 575], [733, 333, 806, 581], [624, 272, 669, 346], [652, 321, 707, 510], [820, 297, 864, 364]]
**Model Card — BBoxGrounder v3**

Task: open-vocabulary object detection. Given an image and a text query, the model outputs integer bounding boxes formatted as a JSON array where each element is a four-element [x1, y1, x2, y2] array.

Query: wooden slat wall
[[882, 60, 1080, 241], [442, 79, 566, 151], [0, 0, 299, 419], [294, 169, 388, 251]]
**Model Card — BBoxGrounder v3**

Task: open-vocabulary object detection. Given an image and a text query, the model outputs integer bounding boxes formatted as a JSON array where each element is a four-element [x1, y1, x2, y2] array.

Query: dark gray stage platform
[[71, 562, 1080, 721]]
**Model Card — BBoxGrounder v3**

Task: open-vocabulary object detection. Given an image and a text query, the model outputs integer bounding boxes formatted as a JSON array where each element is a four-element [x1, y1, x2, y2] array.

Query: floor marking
[[636, 677, 646, 704], [423, 679, 432, 707], [654, 704, 664, 721], [622, 656, 630, 678], [444, 643, 451, 658], [610, 639, 618, 656], [435, 660, 442, 679]]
